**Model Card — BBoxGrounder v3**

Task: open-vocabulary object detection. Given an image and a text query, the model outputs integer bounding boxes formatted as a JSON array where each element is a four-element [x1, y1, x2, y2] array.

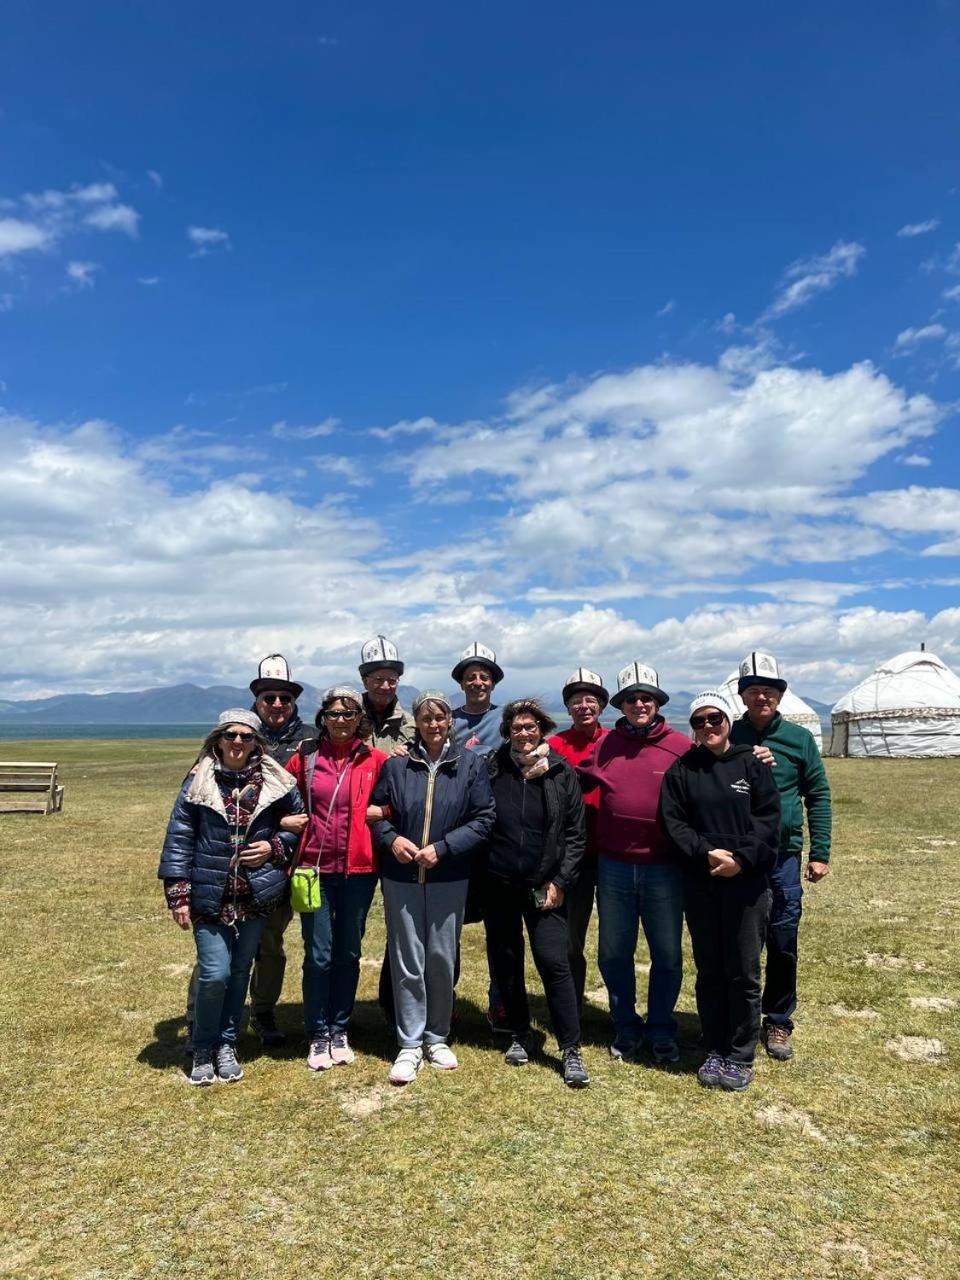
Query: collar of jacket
[[613, 715, 671, 743], [186, 752, 296, 819], [739, 710, 783, 740], [488, 742, 563, 779], [406, 738, 463, 771], [362, 693, 407, 730]]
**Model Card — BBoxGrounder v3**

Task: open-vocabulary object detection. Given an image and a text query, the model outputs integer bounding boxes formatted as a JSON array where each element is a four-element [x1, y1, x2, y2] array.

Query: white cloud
[[0, 217, 51, 257], [187, 225, 231, 256], [310, 453, 370, 486], [894, 323, 948, 351], [656, 299, 676, 317], [0, 293, 13, 313], [765, 240, 866, 319], [902, 454, 931, 466], [65, 261, 100, 289], [270, 418, 339, 440], [146, 170, 163, 189], [944, 284, 960, 303], [897, 219, 940, 238], [84, 203, 140, 237], [137, 276, 160, 286]]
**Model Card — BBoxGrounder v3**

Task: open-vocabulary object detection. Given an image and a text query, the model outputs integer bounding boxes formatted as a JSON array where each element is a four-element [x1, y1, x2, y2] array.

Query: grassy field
[[2, 739, 958, 1280]]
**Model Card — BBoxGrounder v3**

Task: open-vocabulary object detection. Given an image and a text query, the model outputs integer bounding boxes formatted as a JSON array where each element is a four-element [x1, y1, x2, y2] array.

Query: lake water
[[0, 723, 207, 741]]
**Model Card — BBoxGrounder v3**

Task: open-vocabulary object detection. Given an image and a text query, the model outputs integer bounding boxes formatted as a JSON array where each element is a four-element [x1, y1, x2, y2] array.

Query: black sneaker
[[215, 1044, 244, 1083], [562, 1046, 590, 1089], [189, 1048, 215, 1086], [485, 1004, 514, 1035], [250, 1010, 286, 1047], [650, 1038, 680, 1065], [504, 1037, 530, 1067]]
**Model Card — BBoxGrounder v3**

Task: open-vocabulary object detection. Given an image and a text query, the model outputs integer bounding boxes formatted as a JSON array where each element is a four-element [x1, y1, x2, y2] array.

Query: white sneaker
[[425, 1042, 458, 1070], [388, 1047, 424, 1085]]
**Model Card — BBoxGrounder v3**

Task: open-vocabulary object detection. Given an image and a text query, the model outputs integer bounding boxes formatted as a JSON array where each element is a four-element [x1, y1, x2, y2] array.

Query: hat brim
[[609, 682, 669, 710], [562, 682, 609, 709], [737, 676, 787, 695], [451, 659, 505, 686], [250, 678, 304, 699], [358, 661, 405, 677]]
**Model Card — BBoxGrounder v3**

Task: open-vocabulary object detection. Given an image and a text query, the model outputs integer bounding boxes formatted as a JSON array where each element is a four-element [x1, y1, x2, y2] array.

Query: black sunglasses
[[324, 709, 359, 720], [690, 712, 726, 730], [222, 730, 256, 742], [261, 693, 293, 705]]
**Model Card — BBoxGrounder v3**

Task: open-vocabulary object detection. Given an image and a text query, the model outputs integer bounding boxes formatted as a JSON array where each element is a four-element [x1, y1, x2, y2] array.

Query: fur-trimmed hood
[[186, 753, 298, 821]]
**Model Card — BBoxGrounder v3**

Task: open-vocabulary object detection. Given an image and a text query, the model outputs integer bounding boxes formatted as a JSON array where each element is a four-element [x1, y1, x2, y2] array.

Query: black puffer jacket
[[484, 746, 586, 891], [157, 754, 303, 915]]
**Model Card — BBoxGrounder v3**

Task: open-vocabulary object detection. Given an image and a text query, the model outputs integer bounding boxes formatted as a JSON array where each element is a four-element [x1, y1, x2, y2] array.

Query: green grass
[[2, 741, 959, 1279]]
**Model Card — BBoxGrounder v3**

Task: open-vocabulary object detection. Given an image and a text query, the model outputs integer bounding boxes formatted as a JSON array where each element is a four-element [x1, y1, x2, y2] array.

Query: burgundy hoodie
[[577, 717, 693, 864]]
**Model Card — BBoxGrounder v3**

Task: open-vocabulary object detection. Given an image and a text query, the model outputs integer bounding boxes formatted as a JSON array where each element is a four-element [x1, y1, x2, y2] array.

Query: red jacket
[[286, 739, 388, 875], [577, 718, 692, 864], [548, 723, 608, 857]]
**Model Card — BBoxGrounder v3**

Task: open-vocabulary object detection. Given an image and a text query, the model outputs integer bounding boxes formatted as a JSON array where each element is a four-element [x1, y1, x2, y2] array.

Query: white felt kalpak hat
[[451, 642, 504, 686], [249, 653, 303, 699], [359, 635, 405, 677], [610, 660, 669, 709], [562, 667, 609, 709], [737, 651, 788, 694]]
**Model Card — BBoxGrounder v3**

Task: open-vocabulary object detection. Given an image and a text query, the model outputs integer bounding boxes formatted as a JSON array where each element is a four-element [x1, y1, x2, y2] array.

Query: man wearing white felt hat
[[578, 659, 693, 1064], [358, 635, 416, 756], [451, 642, 505, 754]]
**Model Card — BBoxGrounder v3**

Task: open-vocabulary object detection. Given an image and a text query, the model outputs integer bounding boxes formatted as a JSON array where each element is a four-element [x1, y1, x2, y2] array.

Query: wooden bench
[[0, 761, 65, 814]]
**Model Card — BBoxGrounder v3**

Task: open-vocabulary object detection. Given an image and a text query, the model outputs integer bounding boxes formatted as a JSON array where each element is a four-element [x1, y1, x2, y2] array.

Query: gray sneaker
[[609, 1038, 639, 1063], [562, 1046, 590, 1088], [650, 1038, 680, 1065], [719, 1059, 755, 1092], [189, 1049, 215, 1087], [696, 1052, 725, 1088], [215, 1043, 244, 1083], [763, 1025, 794, 1061], [504, 1037, 530, 1067]]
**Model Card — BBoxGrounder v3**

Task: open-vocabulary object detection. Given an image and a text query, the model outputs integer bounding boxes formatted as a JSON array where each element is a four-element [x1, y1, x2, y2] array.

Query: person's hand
[[415, 844, 439, 869], [806, 860, 830, 883], [752, 745, 776, 767], [542, 882, 564, 910], [171, 905, 191, 930], [391, 836, 419, 864], [366, 805, 385, 822], [392, 743, 409, 757], [280, 813, 308, 834], [238, 840, 273, 868], [708, 850, 741, 878]]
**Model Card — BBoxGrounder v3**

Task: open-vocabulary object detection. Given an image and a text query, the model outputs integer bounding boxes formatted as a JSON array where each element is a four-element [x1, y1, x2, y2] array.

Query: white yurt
[[718, 672, 824, 753], [830, 649, 960, 758]]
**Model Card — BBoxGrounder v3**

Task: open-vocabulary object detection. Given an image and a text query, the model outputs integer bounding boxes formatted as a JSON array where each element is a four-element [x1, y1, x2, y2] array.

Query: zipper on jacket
[[419, 767, 438, 885]]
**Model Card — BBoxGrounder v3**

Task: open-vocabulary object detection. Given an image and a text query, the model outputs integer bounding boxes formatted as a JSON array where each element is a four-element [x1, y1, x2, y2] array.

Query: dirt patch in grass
[[885, 1036, 945, 1063], [908, 996, 957, 1012], [754, 1103, 828, 1143], [829, 1003, 879, 1020]]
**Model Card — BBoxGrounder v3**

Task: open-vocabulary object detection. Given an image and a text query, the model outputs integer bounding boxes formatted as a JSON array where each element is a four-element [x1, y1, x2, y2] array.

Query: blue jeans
[[763, 852, 802, 1031], [597, 857, 684, 1044], [299, 872, 378, 1039], [193, 917, 267, 1052]]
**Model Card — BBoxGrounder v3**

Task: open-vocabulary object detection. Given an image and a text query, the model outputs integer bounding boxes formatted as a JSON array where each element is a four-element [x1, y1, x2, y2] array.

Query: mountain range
[[0, 683, 834, 725]]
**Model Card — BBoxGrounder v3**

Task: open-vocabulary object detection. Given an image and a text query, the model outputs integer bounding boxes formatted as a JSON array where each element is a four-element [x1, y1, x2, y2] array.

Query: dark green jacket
[[730, 713, 831, 862]]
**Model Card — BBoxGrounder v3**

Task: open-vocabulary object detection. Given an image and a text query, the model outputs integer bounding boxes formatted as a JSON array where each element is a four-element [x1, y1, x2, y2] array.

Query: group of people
[[158, 638, 832, 1093]]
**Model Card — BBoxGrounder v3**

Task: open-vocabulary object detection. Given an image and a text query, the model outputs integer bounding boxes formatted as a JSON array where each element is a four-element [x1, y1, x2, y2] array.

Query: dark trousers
[[683, 874, 770, 1064], [565, 856, 597, 1012], [483, 876, 581, 1051], [762, 852, 802, 1031]]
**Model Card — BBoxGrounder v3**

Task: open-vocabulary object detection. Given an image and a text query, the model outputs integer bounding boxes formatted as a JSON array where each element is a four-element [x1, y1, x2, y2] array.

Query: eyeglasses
[[221, 730, 255, 742], [623, 693, 656, 706], [419, 716, 449, 726], [569, 697, 600, 709], [366, 675, 398, 687], [324, 709, 359, 720], [510, 723, 540, 736], [261, 693, 293, 706], [690, 713, 726, 730]]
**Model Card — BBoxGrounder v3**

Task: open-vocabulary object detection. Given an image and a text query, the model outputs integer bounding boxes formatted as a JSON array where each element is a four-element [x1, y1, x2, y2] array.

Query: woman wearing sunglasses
[[659, 691, 780, 1093], [283, 686, 389, 1072], [158, 708, 303, 1086]]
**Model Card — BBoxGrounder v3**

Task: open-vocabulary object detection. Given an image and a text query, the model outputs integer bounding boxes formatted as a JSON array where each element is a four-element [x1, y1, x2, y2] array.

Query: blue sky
[[1, 1, 958, 702]]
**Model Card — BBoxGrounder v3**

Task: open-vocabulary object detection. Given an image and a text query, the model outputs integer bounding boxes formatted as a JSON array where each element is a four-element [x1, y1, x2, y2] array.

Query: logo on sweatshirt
[[730, 779, 751, 795]]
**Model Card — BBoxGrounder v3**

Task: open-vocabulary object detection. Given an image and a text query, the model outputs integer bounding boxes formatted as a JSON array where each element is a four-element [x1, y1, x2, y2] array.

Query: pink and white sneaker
[[330, 1032, 355, 1066], [307, 1037, 333, 1071]]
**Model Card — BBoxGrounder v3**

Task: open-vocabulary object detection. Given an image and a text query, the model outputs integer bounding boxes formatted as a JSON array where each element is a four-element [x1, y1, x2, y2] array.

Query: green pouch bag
[[290, 866, 322, 913]]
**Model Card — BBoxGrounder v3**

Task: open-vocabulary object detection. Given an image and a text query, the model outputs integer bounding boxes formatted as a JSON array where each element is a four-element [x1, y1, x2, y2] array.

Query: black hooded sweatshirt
[[659, 744, 780, 878]]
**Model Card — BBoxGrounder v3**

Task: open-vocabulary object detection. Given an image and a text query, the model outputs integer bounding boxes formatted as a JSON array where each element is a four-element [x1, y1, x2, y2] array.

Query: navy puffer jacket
[[372, 739, 495, 883], [157, 754, 304, 916]]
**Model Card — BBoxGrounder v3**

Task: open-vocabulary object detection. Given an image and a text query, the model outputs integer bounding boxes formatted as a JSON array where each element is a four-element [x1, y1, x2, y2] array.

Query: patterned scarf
[[510, 741, 550, 780]]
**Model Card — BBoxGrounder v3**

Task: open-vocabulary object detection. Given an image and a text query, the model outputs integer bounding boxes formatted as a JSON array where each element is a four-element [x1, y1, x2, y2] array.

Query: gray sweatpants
[[382, 878, 468, 1049]]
